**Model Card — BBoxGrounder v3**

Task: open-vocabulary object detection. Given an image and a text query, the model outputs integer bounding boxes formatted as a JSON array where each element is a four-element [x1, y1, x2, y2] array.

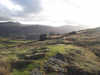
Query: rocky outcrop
[[24, 53, 46, 60], [18, 48, 49, 60], [44, 48, 100, 75]]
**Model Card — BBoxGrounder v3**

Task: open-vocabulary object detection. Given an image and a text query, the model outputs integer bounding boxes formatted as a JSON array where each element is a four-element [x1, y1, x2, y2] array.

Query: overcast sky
[[0, 0, 100, 28]]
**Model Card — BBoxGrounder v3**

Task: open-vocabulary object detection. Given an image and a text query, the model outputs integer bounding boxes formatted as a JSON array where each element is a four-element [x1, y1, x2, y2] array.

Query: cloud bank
[[0, 0, 100, 28], [0, 0, 41, 20]]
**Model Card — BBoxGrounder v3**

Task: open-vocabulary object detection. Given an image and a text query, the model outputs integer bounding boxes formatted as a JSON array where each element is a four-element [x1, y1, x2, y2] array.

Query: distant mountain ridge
[[0, 22, 83, 40]]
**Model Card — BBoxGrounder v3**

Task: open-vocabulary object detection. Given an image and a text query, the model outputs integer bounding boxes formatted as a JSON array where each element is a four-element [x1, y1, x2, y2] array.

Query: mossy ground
[[0, 37, 100, 75]]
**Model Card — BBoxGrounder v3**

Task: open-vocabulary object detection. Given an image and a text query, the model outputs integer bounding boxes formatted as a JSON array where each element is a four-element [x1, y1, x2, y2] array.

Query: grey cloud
[[12, 0, 41, 14], [0, 5, 17, 21], [0, 0, 42, 21], [0, 5, 13, 19], [0, 17, 11, 21]]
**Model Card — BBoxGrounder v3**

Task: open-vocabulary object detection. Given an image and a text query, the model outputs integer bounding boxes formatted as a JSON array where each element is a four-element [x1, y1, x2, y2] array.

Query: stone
[[31, 69, 44, 75]]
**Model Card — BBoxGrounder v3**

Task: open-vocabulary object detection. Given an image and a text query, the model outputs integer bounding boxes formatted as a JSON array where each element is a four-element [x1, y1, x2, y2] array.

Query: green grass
[[0, 44, 6, 47], [47, 44, 66, 57], [46, 44, 84, 57], [8, 40, 32, 43], [12, 69, 30, 75]]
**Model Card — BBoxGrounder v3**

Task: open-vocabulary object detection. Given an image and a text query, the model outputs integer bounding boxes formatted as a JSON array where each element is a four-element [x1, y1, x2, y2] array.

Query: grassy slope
[[0, 37, 100, 75], [1, 27, 100, 75], [63, 28, 100, 58]]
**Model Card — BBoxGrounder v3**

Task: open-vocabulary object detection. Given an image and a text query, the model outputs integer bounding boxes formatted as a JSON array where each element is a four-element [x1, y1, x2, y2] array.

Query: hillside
[[0, 27, 100, 75], [62, 27, 100, 58], [0, 22, 82, 40]]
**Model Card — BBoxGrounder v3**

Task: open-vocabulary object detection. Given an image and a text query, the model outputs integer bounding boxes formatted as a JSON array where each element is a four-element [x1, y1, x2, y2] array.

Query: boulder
[[31, 69, 44, 75], [44, 53, 68, 73]]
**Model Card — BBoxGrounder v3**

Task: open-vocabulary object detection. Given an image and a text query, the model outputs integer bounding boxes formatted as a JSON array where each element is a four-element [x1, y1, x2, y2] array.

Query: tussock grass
[[0, 61, 10, 75]]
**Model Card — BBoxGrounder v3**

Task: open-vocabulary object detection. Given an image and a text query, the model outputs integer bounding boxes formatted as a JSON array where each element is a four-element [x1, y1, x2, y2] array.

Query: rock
[[25, 53, 45, 60], [44, 53, 68, 73], [39, 34, 47, 41], [44, 49, 100, 75], [31, 69, 44, 75], [23, 48, 49, 60], [54, 53, 65, 61], [67, 66, 98, 75]]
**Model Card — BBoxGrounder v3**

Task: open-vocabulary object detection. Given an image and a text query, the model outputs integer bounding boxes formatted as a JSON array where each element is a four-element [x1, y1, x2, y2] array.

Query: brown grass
[[0, 61, 10, 75]]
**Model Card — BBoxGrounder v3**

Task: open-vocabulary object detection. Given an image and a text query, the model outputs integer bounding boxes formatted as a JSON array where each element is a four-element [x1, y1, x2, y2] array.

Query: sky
[[0, 0, 100, 28]]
